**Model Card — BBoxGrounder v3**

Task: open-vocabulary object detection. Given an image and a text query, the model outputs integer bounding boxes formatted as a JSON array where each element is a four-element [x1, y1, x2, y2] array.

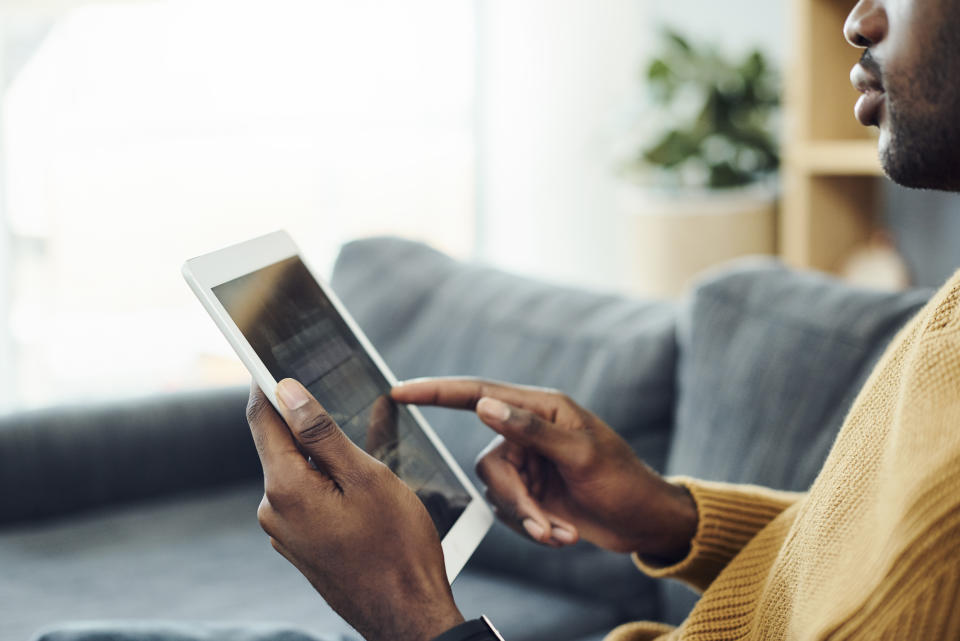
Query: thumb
[[275, 378, 362, 483], [476, 397, 582, 466]]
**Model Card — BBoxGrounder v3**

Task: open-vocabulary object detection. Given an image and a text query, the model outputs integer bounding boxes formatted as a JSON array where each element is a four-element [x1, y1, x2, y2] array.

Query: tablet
[[183, 230, 493, 581]]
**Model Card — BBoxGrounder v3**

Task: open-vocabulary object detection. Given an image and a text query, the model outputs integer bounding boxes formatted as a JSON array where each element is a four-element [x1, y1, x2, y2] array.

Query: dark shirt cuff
[[430, 618, 500, 641]]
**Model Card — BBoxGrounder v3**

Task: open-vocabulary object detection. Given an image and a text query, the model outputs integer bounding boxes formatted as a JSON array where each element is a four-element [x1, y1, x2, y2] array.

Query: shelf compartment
[[780, 173, 879, 272], [787, 140, 883, 176]]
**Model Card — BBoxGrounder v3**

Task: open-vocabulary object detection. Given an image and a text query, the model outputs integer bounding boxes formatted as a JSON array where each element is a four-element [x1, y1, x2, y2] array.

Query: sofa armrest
[[0, 386, 258, 527]]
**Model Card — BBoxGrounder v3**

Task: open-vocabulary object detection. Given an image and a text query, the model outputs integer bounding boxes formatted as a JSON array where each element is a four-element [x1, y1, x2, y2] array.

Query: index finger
[[391, 377, 558, 417], [245, 380, 304, 476]]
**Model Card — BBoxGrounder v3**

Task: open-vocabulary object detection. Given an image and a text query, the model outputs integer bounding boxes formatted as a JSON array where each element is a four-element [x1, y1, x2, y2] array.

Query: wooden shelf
[[780, 0, 885, 274], [780, 173, 878, 272], [788, 140, 883, 176]]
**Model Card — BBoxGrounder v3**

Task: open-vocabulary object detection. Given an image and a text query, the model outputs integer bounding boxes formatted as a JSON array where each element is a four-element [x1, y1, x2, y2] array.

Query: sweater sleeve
[[842, 559, 960, 640], [633, 477, 804, 593], [827, 505, 960, 640]]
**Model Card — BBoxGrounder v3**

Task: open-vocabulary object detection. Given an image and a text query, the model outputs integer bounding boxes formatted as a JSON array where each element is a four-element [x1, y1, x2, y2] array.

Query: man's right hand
[[391, 378, 697, 563]]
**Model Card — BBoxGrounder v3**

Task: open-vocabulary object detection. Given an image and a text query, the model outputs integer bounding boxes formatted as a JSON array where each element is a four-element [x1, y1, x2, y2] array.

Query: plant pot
[[619, 183, 777, 298]]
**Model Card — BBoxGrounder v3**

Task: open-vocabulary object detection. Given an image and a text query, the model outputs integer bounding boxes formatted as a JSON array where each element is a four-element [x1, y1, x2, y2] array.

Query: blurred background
[[0, 0, 958, 413]]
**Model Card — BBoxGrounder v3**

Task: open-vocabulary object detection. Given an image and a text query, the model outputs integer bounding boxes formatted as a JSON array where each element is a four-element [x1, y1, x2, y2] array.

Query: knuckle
[[474, 456, 492, 484], [345, 454, 388, 489], [567, 443, 599, 472], [518, 412, 542, 437], [544, 389, 576, 423], [297, 410, 339, 445], [245, 394, 272, 425], [256, 496, 276, 532], [554, 392, 577, 413], [480, 488, 519, 523], [263, 477, 301, 511], [365, 458, 394, 485], [547, 388, 572, 406]]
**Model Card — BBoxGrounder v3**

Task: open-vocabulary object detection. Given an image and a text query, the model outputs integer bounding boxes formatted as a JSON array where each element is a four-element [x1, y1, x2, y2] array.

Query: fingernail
[[552, 526, 577, 544], [477, 397, 511, 422], [277, 379, 309, 410], [523, 518, 546, 539]]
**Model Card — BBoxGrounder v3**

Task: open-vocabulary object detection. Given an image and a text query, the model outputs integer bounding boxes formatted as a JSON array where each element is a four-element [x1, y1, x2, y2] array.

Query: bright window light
[[2, 0, 476, 410]]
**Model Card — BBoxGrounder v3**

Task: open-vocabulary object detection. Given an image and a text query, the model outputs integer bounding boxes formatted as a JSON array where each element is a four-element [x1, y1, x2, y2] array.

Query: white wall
[[0, 19, 11, 409], [476, 0, 647, 293], [475, 0, 786, 294], [649, 0, 785, 62]]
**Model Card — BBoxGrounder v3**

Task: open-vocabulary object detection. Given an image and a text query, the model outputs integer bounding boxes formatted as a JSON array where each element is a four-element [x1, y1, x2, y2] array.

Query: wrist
[[421, 609, 467, 641], [400, 600, 465, 641], [632, 481, 698, 563], [363, 588, 463, 641]]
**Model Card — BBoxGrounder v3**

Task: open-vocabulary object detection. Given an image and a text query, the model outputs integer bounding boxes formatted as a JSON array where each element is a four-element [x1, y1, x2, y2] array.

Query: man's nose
[[844, 0, 888, 48]]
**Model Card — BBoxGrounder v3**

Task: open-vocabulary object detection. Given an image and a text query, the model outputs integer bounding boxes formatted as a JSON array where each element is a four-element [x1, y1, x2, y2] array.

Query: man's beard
[[881, 96, 960, 191], [879, 13, 960, 192]]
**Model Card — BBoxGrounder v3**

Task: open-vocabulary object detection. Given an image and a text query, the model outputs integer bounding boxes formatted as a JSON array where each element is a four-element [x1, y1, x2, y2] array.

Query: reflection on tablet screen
[[213, 256, 470, 537]]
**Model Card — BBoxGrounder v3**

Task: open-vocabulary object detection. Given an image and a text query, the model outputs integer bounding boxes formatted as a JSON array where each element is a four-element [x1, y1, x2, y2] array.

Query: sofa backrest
[[0, 386, 257, 526], [659, 258, 932, 624], [331, 237, 679, 620]]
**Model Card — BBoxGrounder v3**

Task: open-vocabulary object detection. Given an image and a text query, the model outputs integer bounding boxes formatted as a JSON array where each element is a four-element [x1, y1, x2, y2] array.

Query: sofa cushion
[[331, 237, 679, 620], [659, 258, 933, 624], [1, 484, 619, 641]]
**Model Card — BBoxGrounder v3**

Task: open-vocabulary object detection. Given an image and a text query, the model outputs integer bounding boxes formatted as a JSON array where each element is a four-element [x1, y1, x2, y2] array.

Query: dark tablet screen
[[213, 256, 470, 537]]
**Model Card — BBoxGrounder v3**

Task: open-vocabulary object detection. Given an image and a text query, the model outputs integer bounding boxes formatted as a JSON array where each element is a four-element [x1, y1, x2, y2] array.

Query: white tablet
[[183, 230, 493, 582]]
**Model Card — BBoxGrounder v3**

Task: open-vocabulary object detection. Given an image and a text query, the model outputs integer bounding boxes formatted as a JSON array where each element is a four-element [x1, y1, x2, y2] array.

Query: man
[[47, 1, 957, 639], [249, 2, 960, 639], [245, 1, 960, 639]]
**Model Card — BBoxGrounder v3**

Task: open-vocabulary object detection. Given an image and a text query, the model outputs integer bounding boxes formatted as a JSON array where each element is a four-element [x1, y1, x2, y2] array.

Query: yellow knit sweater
[[606, 272, 960, 641]]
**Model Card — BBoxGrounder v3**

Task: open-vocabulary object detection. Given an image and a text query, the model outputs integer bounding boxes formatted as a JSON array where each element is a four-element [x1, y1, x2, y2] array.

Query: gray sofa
[[0, 238, 932, 641]]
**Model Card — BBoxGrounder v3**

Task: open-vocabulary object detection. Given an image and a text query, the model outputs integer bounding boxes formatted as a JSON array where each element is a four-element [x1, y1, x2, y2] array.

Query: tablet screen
[[213, 256, 470, 537]]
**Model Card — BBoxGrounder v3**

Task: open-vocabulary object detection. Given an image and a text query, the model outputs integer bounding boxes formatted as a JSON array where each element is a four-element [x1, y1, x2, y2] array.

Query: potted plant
[[619, 29, 781, 297]]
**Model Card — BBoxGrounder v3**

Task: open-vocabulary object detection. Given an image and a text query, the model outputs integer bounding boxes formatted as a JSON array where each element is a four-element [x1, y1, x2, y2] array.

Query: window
[[1, 0, 476, 410]]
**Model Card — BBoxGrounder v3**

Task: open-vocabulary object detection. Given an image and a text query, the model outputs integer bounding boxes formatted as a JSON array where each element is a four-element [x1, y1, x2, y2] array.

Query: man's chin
[[873, 99, 960, 192], [875, 129, 904, 183], [878, 130, 960, 192]]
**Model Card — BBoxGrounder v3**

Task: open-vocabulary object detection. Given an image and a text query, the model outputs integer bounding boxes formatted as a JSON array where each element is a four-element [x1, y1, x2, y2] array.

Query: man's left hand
[[246, 378, 464, 641]]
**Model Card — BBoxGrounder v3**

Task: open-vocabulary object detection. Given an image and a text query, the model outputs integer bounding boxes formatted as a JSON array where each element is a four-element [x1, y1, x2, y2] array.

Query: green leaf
[[739, 50, 766, 82], [708, 162, 752, 189], [643, 129, 702, 168], [665, 30, 692, 54], [723, 124, 779, 164], [647, 58, 671, 82], [635, 26, 781, 188], [646, 58, 674, 103]]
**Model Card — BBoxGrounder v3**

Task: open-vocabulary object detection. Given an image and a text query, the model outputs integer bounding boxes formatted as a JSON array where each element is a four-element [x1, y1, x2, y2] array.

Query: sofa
[[0, 238, 933, 641]]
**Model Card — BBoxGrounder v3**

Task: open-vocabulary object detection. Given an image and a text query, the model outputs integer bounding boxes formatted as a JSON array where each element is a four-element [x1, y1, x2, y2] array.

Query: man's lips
[[850, 62, 885, 127], [854, 92, 885, 127]]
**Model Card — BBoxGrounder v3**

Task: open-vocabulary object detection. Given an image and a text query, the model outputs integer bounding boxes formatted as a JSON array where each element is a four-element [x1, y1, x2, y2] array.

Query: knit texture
[[607, 272, 960, 641]]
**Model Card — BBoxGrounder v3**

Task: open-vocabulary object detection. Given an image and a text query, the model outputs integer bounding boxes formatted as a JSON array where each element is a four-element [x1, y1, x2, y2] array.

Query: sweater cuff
[[633, 477, 803, 592]]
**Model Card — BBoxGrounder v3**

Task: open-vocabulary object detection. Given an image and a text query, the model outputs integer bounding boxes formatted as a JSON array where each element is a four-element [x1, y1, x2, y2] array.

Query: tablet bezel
[[183, 230, 493, 582]]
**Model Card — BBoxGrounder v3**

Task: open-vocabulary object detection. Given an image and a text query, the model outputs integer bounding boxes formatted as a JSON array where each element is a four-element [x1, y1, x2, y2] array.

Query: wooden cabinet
[[781, 0, 885, 272]]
